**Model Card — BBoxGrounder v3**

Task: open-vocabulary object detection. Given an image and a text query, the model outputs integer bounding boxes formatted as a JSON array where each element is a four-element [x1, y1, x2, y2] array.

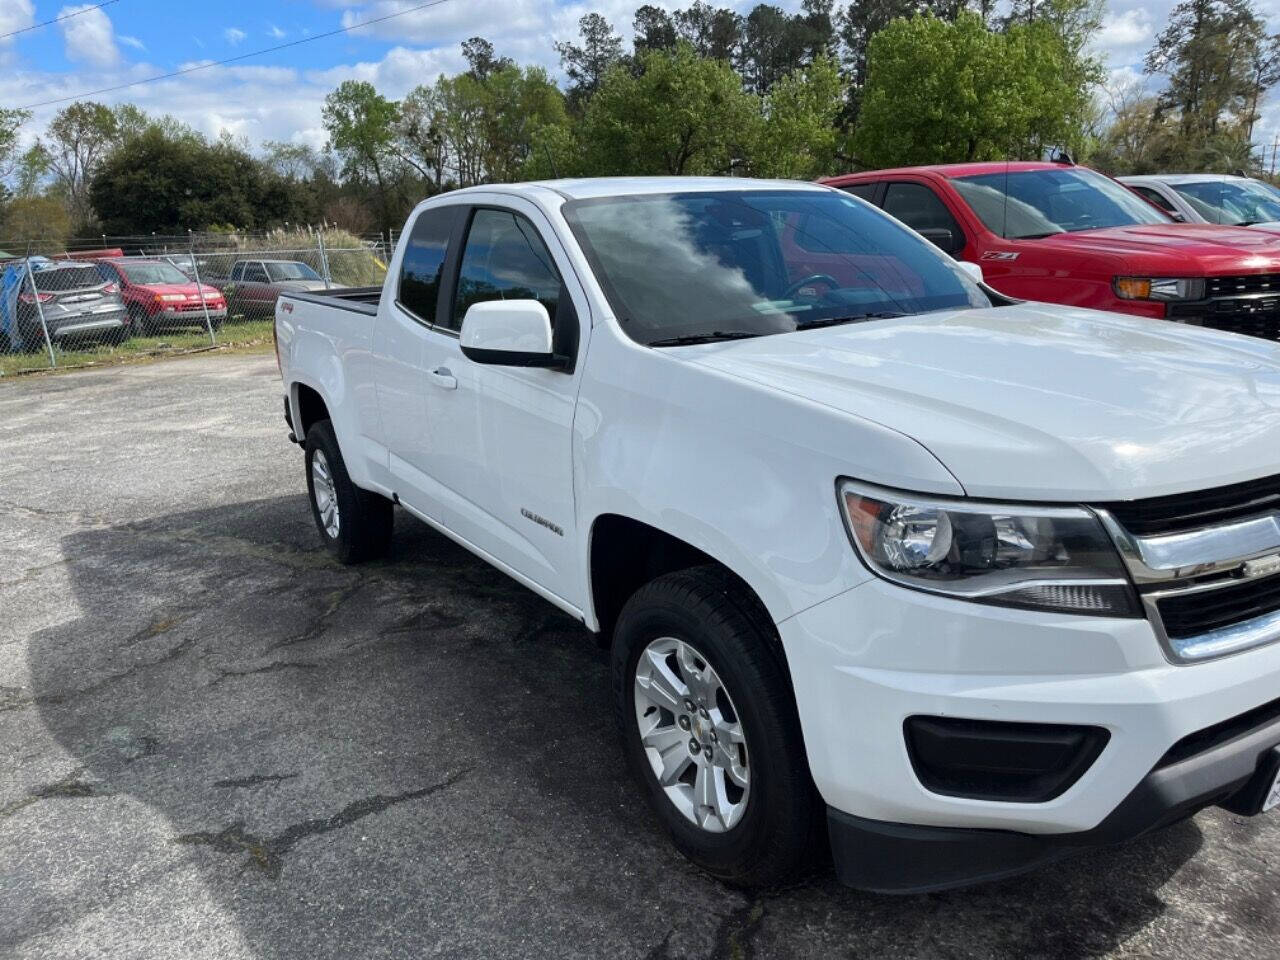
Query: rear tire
[[612, 565, 824, 889], [304, 419, 393, 564]]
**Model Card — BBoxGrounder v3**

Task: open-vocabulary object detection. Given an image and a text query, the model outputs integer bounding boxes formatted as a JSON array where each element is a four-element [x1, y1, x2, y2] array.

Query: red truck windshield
[[952, 168, 1171, 239]]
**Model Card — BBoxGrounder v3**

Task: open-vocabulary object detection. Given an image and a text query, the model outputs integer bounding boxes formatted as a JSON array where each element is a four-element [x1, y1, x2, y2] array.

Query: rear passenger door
[[417, 199, 586, 608]]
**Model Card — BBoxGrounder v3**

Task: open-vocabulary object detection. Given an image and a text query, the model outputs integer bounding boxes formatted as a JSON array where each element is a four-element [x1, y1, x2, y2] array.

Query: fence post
[[23, 246, 57, 369], [317, 231, 333, 290], [189, 236, 217, 345]]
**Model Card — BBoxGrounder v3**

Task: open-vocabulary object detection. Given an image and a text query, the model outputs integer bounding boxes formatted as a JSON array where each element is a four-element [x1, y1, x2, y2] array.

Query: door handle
[[428, 367, 457, 390]]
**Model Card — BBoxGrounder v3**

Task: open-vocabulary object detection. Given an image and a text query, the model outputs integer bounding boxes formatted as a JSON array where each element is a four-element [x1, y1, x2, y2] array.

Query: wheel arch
[[290, 380, 331, 442], [586, 514, 786, 657]]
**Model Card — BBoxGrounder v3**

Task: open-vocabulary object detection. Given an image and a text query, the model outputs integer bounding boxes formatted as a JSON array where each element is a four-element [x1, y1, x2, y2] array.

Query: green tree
[[41, 101, 120, 232], [0, 108, 30, 185], [322, 80, 404, 230], [89, 128, 293, 234], [753, 54, 845, 177], [580, 43, 760, 175], [674, 2, 742, 60], [633, 5, 679, 52], [852, 12, 1094, 166], [555, 13, 625, 109]]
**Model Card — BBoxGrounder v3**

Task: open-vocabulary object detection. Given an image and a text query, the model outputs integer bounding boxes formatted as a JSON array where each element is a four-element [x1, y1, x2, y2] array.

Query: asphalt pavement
[[1, 352, 1278, 960]]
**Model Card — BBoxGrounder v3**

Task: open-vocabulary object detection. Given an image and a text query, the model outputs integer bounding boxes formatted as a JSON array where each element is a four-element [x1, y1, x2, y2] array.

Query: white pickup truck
[[275, 177, 1280, 893]]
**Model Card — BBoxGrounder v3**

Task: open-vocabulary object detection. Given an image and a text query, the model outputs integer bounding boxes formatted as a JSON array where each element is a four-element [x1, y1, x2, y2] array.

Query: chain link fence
[[0, 230, 389, 376]]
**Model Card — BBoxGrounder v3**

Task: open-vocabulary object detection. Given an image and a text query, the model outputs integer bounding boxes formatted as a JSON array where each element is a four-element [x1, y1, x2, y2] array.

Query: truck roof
[[454, 176, 832, 201], [825, 162, 1076, 183]]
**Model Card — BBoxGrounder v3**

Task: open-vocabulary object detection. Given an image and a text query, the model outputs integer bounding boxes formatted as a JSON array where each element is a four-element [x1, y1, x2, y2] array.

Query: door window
[[451, 209, 561, 331], [244, 264, 268, 283], [882, 183, 965, 254], [398, 204, 462, 324], [843, 182, 880, 202], [1132, 185, 1177, 214]]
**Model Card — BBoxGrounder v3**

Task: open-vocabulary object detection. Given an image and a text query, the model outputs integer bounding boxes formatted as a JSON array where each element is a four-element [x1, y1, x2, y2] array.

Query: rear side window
[[1132, 185, 1177, 214], [450, 208, 561, 331], [398, 204, 461, 324], [843, 183, 879, 202]]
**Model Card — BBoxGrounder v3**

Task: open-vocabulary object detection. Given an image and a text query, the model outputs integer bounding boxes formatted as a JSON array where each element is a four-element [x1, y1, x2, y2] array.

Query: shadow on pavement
[[9, 493, 1209, 959]]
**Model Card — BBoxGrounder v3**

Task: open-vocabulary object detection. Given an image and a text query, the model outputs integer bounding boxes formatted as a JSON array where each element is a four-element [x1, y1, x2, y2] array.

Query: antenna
[[542, 141, 561, 180]]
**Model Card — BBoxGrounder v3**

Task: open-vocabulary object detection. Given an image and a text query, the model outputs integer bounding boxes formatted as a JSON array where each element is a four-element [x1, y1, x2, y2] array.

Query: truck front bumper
[[778, 577, 1280, 892]]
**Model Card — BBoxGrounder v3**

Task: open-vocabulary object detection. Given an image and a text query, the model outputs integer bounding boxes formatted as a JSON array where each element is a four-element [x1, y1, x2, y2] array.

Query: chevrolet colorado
[[276, 177, 1280, 893], [824, 162, 1280, 342]]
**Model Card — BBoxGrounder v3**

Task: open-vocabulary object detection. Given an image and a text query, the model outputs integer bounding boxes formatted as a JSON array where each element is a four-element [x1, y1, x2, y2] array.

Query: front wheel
[[304, 419, 393, 564], [612, 566, 824, 889]]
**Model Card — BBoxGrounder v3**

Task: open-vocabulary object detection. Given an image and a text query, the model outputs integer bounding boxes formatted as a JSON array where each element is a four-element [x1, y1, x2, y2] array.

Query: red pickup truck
[[823, 161, 1280, 340]]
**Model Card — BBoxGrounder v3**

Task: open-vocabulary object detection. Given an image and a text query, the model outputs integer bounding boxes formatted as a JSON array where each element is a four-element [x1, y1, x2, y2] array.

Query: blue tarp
[[1, 258, 51, 350]]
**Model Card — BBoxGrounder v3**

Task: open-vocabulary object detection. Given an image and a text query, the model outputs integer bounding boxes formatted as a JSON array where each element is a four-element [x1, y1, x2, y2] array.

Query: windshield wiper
[[793, 312, 903, 331], [648, 331, 763, 347], [1010, 232, 1061, 240]]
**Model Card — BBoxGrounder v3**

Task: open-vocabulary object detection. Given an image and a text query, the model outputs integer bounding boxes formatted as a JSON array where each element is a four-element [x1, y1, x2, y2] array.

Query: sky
[[0, 0, 1277, 158]]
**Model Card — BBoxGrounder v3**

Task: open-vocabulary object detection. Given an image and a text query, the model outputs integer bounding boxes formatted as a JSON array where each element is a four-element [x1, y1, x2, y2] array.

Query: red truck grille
[[1206, 274, 1280, 297]]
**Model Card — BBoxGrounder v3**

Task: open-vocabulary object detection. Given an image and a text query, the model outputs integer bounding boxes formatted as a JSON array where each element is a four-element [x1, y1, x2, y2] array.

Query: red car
[[95, 258, 227, 335], [823, 161, 1280, 340]]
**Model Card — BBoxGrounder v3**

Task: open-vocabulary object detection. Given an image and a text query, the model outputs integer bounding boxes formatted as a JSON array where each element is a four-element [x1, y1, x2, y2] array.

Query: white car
[[1120, 173, 1280, 230], [275, 177, 1280, 893]]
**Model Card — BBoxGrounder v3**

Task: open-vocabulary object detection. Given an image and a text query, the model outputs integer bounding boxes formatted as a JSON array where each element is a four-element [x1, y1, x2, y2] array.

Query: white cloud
[[1098, 8, 1152, 48], [267, 24, 287, 39], [58, 4, 121, 68], [119, 35, 146, 51], [0, 0, 35, 42], [224, 27, 247, 45]]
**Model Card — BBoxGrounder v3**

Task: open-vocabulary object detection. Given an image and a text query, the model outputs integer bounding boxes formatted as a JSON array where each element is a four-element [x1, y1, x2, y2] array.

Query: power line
[[0, 1, 121, 43], [15, 0, 455, 111]]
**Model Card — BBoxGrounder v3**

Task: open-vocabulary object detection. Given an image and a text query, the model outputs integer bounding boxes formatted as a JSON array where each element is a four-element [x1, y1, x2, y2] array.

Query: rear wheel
[[304, 419, 393, 564], [612, 566, 824, 889]]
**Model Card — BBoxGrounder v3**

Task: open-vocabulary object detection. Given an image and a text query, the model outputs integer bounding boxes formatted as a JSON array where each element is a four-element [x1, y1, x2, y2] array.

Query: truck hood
[[683, 304, 1280, 501], [278, 279, 333, 291], [1028, 223, 1280, 275]]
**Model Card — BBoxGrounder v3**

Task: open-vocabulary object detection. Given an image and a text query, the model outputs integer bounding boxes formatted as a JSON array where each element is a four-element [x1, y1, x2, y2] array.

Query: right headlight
[[838, 480, 1139, 617]]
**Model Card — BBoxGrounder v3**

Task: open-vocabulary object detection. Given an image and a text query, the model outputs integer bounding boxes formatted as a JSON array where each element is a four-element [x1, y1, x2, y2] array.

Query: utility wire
[[15, 0, 455, 111], [0, 0, 121, 42]]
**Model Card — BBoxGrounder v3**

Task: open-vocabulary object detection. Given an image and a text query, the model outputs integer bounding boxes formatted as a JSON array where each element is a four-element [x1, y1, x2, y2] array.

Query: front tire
[[304, 419, 393, 564], [612, 566, 823, 889]]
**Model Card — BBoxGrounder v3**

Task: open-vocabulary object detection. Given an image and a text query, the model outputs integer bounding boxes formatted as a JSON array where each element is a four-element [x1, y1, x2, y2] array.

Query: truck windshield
[[951, 168, 1171, 239], [1170, 180, 1280, 226], [562, 190, 990, 346], [266, 262, 321, 281]]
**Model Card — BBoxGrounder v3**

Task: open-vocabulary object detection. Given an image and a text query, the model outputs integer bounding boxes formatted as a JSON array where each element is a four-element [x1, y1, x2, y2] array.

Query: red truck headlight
[[1114, 277, 1204, 301]]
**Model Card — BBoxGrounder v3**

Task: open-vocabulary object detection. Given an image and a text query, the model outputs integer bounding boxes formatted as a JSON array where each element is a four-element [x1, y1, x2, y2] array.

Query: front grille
[[1100, 473, 1280, 537], [1206, 274, 1280, 297], [1157, 574, 1280, 638]]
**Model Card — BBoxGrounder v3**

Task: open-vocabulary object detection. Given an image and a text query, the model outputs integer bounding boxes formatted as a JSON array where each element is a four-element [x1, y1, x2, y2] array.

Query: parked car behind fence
[[0, 259, 128, 353]]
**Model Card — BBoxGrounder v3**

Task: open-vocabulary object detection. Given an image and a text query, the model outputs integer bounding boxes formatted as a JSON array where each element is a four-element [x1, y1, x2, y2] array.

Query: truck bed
[[285, 286, 382, 316]]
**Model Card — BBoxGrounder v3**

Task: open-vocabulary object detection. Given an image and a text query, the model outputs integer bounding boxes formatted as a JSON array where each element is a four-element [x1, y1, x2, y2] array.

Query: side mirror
[[918, 227, 962, 255], [460, 299, 563, 368], [958, 261, 984, 285]]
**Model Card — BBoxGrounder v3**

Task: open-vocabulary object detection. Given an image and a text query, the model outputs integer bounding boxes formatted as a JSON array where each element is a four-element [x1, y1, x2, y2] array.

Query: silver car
[[1119, 173, 1280, 230], [15, 261, 129, 350]]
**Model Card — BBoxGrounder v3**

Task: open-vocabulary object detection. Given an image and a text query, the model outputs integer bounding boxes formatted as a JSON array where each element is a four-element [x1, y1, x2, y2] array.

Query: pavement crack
[[213, 773, 299, 790], [708, 898, 766, 960], [0, 768, 111, 821], [209, 661, 319, 686], [267, 580, 364, 651], [175, 768, 472, 879], [4, 635, 197, 711]]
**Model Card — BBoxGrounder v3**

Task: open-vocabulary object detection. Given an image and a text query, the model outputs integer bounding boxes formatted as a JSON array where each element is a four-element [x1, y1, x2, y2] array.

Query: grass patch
[[1, 318, 275, 378]]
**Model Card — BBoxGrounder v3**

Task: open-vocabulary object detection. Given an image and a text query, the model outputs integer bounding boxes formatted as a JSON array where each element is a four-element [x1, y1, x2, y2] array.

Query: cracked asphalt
[[2, 353, 1279, 960]]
